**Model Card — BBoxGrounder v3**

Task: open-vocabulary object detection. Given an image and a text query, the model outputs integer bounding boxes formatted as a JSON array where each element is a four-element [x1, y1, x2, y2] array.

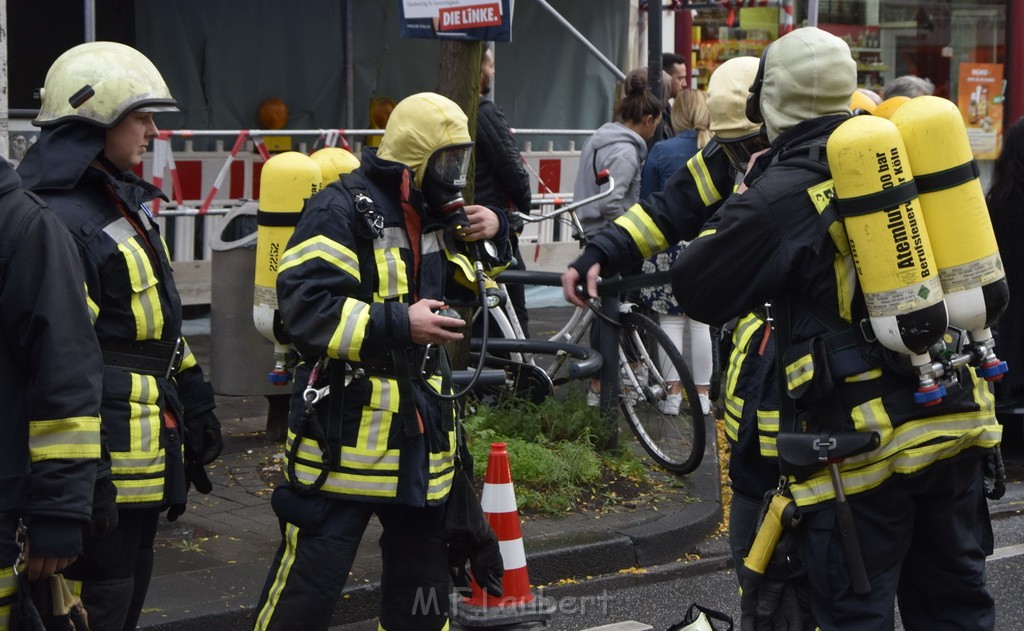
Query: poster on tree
[[400, 0, 513, 42]]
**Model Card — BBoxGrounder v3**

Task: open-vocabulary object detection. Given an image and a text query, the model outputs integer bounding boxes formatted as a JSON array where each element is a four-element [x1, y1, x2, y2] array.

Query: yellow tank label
[[938, 251, 1005, 294], [255, 226, 290, 291]]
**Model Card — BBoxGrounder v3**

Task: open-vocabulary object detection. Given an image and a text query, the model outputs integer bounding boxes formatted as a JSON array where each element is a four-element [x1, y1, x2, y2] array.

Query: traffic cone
[[453, 442, 555, 628]]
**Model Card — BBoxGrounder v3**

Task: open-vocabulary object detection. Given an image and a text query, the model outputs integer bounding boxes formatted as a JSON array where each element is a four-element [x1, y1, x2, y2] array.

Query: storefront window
[[691, 0, 1007, 159]]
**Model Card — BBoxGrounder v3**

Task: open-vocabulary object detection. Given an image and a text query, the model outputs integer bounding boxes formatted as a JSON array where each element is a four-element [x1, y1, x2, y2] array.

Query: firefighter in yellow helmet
[[560, 55, 788, 592], [253, 92, 511, 631], [17, 41, 222, 631], [671, 27, 1000, 629]]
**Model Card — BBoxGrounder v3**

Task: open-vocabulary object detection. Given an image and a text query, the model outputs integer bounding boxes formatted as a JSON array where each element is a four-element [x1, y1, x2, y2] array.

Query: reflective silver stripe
[[363, 378, 395, 450], [28, 416, 101, 461], [850, 397, 892, 435], [111, 478, 165, 500], [339, 450, 401, 469], [429, 451, 456, 474], [279, 237, 360, 280], [103, 217, 136, 244], [330, 300, 370, 359], [786, 355, 814, 391], [790, 424, 1002, 505], [111, 451, 166, 472], [374, 226, 410, 250], [427, 471, 454, 498], [421, 230, 445, 255], [290, 463, 399, 495]]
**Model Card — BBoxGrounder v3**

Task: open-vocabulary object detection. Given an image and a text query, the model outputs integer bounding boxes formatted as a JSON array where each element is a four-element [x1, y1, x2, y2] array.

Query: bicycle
[[467, 173, 707, 474]]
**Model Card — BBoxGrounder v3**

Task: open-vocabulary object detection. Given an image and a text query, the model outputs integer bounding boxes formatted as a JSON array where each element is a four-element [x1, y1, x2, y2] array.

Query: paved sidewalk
[[137, 311, 724, 630]]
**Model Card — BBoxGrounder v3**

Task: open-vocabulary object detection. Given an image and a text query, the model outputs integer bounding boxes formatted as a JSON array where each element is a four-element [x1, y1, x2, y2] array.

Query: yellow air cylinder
[[310, 147, 360, 186], [254, 152, 323, 383], [873, 96, 910, 120], [826, 114, 947, 367]]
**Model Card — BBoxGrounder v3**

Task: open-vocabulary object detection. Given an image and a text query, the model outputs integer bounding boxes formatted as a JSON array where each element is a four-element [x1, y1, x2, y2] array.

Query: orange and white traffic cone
[[453, 443, 555, 628]]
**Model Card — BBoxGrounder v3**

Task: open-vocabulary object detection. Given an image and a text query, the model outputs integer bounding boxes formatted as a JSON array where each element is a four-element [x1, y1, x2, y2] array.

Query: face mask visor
[[718, 127, 771, 172], [422, 142, 473, 214]]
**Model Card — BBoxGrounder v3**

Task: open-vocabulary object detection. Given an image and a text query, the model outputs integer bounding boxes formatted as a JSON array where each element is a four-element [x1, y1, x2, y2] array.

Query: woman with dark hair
[[987, 117, 1024, 401], [573, 68, 662, 404]]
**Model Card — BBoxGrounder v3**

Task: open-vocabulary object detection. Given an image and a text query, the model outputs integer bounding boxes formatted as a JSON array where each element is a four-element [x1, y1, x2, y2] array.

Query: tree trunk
[[438, 40, 484, 370]]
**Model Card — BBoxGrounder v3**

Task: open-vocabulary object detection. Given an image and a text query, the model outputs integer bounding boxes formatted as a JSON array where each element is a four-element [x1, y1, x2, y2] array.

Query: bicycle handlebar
[[514, 173, 615, 224], [494, 269, 563, 287], [469, 338, 603, 380]]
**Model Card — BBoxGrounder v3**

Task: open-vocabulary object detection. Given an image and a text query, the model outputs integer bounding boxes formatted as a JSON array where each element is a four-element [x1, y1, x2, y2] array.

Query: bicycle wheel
[[617, 312, 706, 474]]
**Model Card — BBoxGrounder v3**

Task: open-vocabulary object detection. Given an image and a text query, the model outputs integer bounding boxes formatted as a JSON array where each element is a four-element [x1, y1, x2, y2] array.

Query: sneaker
[[657, 392, 682, 415], [587, 389, 600, 407], [699, 393, 712, 416]]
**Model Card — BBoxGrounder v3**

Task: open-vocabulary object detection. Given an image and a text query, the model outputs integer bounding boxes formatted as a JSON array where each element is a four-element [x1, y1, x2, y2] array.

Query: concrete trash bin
[[209, 200, 283, 396]]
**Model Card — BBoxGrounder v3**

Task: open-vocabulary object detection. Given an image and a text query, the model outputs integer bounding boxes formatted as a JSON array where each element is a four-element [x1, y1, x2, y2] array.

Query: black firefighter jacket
[[18, 124, 214, 511], [671, 114, 1001, 508], [277, 148, 510, 507], [0, 156, 102, 564]]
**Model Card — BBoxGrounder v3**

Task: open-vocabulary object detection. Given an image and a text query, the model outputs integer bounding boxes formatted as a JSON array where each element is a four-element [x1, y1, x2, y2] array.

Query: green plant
[[461, 393, 651, 515]]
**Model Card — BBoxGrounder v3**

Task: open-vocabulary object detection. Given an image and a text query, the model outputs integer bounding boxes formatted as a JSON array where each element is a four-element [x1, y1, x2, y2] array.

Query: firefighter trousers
[[797, 452, 994, 630], [254, 492, 449, 631]]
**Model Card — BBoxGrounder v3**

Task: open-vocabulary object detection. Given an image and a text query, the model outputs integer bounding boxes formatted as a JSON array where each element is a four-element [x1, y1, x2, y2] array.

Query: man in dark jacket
[[0, 154, 104, 617], [253, 92, 508, 631], [475, 45, 533, 336], [672, 27, 999, 629], [18, 42, 223, 631]]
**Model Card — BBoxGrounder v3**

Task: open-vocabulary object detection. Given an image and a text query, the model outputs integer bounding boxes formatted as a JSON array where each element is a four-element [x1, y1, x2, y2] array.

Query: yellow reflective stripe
[[723, 314, 763, 429], [785, 354, 814, 391], [254, 522, 300, 631], [112, 477, 164, 503], [757, 409, 780, 458], [28, 416, 101, 461], [850, 397, 892, 436], [687, 151, 723, 207], [0, 565, 12, 628], [117, 239, 164, 340], [358, 378, 396, 451], [844, 368, 882, 383], [180, 339, 197, 371], [724, 410, 740, 443], [613, 204, 669, 258], [111, 450, 166, 475], [373, 247, 409, 300], [697, 227, 716, 239], [289, 462, 399, 497], [427, 469, 454, 502], [287, 434, 402, 473], [278, 236, 360, 280], [129, 373, 161, 453], [790, 422, 1002, 505], [328, 300, 370, 361], [85, 283, 99, 324]]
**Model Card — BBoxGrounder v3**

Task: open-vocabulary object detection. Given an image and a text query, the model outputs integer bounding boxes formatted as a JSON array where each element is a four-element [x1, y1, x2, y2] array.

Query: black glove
[[448, 529, 503, 598], [184, 408, 223, 466], [983, 448, 1006, 500], [186, 458, 213, 495], [166, 503, 186, 522], [89, 476, 119, 538]]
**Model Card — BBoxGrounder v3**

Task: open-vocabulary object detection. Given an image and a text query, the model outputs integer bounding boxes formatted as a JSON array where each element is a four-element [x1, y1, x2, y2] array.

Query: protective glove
[[186, 458, 213, 495], [184, 408, 223, 466], [448, 529, 503, 598], [983, 448, 1006, 500], [166, 503, 186, 522], [89, 476, 119, 538]]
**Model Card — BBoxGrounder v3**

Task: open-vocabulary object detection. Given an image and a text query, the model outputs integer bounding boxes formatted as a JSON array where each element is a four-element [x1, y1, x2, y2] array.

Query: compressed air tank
[[826, 114, 948, 368], [254, 151, 323, 383], [309, 147, 360, 186], [889, 96, 1009, 379]]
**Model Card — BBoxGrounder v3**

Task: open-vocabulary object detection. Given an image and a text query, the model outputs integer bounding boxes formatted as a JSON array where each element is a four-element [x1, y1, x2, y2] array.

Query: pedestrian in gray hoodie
[[575, 69, 663, 236]]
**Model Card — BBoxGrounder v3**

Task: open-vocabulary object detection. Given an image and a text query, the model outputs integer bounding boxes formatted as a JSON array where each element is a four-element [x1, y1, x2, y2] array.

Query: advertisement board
[[958, 62, 1005, 159], [400, 0, 513, 42]]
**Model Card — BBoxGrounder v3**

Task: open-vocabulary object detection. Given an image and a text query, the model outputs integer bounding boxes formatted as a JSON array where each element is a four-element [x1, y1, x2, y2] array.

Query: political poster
[[400, 0, 513, 42]]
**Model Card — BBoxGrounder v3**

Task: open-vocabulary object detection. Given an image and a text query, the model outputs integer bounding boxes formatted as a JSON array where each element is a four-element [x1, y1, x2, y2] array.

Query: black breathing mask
[[422, 142, 473, 220]]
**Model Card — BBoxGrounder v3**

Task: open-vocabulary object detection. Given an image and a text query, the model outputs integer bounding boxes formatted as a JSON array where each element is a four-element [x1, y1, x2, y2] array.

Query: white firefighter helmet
[[707, 56, 762, 140], [34, 41, 178, 128]]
